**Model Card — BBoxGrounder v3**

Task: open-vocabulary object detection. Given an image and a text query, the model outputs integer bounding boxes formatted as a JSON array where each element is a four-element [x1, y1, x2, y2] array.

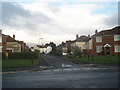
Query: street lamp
[[39, 38, 43, 46]]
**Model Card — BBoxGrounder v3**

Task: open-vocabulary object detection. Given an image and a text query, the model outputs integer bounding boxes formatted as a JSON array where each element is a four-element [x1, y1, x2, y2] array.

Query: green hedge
[[2, 52, 39, 60]]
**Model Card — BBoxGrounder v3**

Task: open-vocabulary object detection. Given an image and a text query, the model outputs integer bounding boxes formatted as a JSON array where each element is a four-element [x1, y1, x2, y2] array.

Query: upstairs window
[[114, 35, 120, 41], [96, 36, 102, 42]]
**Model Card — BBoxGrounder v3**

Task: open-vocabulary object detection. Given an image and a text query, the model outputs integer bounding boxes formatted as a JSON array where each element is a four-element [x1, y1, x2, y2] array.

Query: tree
[[48, 42, 57, 52], [73, 46, 82, 58]]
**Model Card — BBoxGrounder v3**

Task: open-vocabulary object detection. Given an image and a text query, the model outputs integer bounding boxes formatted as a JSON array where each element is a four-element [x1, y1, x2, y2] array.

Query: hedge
[[2, 52, 39, 60]]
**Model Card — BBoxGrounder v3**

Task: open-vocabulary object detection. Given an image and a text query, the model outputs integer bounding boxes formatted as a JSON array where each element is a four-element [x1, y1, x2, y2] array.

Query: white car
[[62, 52, 68, 56]]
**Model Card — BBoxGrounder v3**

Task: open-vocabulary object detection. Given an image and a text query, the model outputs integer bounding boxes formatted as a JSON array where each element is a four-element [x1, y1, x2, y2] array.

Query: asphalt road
[[2, 54, 119, 88]]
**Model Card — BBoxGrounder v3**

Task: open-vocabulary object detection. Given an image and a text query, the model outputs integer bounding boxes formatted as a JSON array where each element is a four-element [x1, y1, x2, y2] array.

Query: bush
[[49, 51, 62, 56], [2, 52, 39, 60], [2, 53, 6, 60], [68, 55, 76, 58]]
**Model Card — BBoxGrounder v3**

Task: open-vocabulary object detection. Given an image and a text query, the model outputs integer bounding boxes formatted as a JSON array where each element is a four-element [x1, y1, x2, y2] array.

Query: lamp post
[[39, 38, 43, 46]]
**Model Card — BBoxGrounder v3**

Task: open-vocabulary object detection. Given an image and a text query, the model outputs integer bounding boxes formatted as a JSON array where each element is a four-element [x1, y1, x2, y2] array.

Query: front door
[[106, 47, 110, 54]]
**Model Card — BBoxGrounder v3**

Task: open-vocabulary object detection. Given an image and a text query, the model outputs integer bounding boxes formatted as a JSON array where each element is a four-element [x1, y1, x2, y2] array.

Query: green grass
[[73, 55, 119, 64], [63, 55, 120, 64], [1, 59, 40, 68]]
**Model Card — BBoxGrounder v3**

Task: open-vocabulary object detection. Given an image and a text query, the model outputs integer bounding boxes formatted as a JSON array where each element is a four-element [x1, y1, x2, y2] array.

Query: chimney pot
[[76, 34, 78, 39], [95, 29, 98, 34], [88, 34, 90, 38], [13, 34, 15, 39]]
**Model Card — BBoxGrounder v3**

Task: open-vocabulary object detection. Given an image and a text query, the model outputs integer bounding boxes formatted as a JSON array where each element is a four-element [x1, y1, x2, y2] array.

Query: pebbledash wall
[[91, 26, 120, 55]]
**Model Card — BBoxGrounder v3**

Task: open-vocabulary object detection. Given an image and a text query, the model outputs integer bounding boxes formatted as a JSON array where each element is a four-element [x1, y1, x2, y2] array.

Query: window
[[114, 35, 120, 41], [96, 46, 102, 53], [114, 45, 120, 52], [96, 36, 102, 42]]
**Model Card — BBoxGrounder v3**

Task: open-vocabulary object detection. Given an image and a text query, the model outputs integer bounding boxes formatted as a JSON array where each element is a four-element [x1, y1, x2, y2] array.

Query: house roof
[[7, 35, 16, 42], [2, 34, 16, 42], [2, 34, 8, 37], [17, 40, 24, 44], [36, 45, 48, 48], [76, 35, 90, 42], [94, 26, 120, 36]]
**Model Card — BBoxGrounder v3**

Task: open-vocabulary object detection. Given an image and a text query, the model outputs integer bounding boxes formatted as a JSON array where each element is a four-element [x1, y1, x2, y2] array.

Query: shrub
[[2, 53, 6, 60], [2, 52, 39, 60], [68, 55, 76, 58]]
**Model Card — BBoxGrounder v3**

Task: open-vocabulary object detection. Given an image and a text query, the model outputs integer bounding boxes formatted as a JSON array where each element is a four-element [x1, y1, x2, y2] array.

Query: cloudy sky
[[0, 0, 119, 47]]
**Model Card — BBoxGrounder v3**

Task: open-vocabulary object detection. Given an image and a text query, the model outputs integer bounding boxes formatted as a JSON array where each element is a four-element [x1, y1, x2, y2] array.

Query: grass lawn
[[63, 55, 120, 64], [1, 59, 40, 68], [73, 55, 119, 64]]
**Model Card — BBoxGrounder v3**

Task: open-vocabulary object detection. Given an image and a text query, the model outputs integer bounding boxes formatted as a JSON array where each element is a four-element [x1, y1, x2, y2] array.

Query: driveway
[[2, 54, 119, 88]]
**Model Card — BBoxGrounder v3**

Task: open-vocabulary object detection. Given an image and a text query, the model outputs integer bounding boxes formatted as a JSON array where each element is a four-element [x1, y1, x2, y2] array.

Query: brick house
[[1, 31, 29, 52], [91, 26, 120, 55], [2, 34, 22, 52]]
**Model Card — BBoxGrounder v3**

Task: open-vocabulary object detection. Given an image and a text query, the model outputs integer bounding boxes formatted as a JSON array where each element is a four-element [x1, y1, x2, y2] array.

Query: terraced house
[[91, 26, 120, 55]]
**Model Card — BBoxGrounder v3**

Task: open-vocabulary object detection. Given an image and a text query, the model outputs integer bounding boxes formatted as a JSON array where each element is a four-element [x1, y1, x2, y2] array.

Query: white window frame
[[114, 45, 120, 52], [114, 35, 120, 41], [96, 46, 103, 53], [96, 36, 102, 42]]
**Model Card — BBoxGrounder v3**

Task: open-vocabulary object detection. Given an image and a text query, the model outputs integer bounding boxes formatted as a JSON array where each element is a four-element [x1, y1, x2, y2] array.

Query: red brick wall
[[2, 36, 7, 52], [91, 35, 120, 55]]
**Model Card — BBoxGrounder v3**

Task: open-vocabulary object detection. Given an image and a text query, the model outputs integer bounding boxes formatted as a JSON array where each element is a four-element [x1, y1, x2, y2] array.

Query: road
[[2, 54, 119, 88]]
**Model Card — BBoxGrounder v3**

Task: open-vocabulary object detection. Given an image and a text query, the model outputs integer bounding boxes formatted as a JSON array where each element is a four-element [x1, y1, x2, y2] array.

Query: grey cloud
[[103, 13, 118, 27], [2, 2, 31, 26], [2, 2, 50, 31]]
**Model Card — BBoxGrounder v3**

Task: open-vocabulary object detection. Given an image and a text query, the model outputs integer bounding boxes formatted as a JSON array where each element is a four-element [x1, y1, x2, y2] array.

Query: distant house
[[91, 26, 120, 55], [71, 35, 91, 54], [57, 41, 75, 55], [66, 40, 75, 54], [31, 45, 52, 54]]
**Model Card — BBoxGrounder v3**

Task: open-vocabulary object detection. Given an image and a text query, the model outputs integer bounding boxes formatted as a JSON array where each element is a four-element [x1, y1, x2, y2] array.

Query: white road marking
[[54, 69, 61, 72], [64, 68, 72, 71], [62, 64, 72, 68], [37, 67, 117, 73]]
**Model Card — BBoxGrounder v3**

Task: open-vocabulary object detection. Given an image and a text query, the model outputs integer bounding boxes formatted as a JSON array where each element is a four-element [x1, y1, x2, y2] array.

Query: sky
[[0, 0, 119, 47]]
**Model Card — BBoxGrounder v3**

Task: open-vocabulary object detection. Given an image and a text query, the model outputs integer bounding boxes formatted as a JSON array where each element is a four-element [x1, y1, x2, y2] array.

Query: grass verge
[[68, 55, 119, 64]]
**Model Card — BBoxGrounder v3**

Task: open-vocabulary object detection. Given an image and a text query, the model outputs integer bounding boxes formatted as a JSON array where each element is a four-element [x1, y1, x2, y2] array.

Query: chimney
[[76, 34, 78, 39], [88, 34, 90, 38], [95, 29, 98, 34], [13, 34, 15, 40]]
